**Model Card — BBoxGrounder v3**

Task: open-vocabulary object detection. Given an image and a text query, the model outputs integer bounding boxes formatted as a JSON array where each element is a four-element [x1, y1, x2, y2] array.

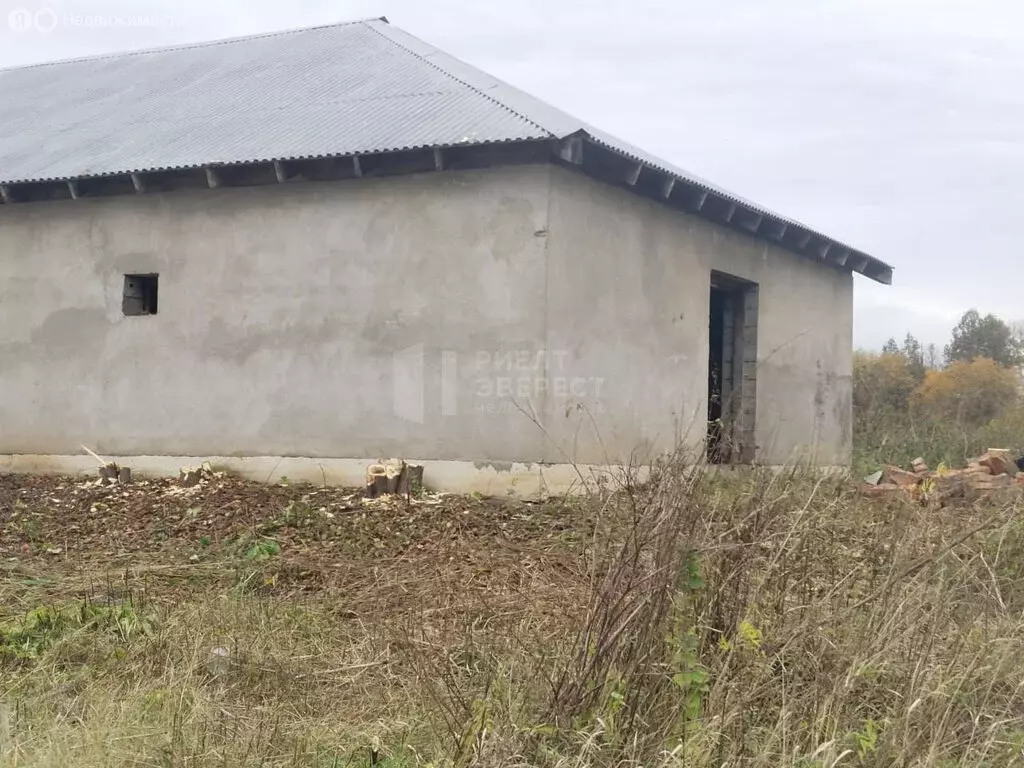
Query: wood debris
[[861, 448, 1024, 504], [882, 466, 920, 489], [979, 449, 1017, 478], [179, 462, 224, 488], [365, 459, 425, 498], [81, 444, 133, 486]]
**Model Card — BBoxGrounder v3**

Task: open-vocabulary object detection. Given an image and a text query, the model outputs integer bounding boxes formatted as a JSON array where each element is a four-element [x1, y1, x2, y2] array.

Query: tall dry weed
[[406, 454, 1024, 767]]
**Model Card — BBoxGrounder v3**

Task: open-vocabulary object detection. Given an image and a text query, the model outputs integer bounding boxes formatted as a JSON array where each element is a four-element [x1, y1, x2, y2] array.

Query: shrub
[[853, 354, 1024, 473], [911, 357, 1020, 429], [853, 351, 916, 414]]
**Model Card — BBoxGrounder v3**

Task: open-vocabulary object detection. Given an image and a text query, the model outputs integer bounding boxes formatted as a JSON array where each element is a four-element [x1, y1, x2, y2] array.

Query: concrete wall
[[544, 165, 853, 466], [0, 162, 852, 480]]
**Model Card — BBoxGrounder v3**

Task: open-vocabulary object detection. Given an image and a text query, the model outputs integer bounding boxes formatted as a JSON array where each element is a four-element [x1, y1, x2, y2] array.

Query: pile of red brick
[[862, 449, 1024, 503]]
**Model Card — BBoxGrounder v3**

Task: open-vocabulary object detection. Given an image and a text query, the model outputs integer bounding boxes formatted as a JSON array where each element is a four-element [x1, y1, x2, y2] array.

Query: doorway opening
[[707, 271, 758, 464]]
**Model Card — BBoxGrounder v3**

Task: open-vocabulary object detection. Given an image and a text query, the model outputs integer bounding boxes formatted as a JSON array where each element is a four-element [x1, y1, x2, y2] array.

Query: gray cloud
[[2, 0, 1020, 351]]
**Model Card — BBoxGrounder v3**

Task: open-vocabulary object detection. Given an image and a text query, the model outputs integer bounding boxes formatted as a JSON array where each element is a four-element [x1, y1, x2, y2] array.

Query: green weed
[[0, 600, 155, 663]]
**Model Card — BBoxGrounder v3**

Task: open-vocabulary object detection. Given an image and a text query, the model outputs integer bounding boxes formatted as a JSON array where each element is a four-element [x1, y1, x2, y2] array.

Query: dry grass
[[1, 459, 1024, 767]]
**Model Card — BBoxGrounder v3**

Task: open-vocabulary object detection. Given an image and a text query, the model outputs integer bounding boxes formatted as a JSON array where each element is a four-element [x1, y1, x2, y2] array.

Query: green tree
[[882, 337, 900, 355], [901, 333, 926, 382], [944, 310, 1024, 368]]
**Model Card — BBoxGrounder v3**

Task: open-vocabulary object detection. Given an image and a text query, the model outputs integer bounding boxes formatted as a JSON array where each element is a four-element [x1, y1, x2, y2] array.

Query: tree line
[[880, 309, 1024, 372], [854, 309, 1024, 473]]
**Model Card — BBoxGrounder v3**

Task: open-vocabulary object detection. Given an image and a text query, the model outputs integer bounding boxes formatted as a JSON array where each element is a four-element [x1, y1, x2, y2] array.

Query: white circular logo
[[34, 7, 58, 33], [7, 7, 33, 32]]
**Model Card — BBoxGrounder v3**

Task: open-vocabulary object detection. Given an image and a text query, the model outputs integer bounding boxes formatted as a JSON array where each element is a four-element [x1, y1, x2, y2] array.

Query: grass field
[[1, 460, 1023, 767]]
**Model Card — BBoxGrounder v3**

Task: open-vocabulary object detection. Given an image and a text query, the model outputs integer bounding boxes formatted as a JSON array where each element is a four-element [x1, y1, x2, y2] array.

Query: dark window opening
[[123, 274, 159, 316], [708, 271, 758, 464]]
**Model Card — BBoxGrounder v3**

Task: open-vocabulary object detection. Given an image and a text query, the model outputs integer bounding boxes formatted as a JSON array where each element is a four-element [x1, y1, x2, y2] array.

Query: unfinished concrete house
[[0, 18, 892, 493]]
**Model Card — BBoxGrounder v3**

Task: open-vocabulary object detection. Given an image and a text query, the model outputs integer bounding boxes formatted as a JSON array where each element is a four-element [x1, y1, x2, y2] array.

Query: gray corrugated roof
[[0, 19, 551, 182], [0, 17, 891, 280]]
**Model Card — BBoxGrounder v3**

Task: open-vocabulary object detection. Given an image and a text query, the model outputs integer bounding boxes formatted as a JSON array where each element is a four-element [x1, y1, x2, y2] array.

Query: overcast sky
[[2, 0, 1020, 352]]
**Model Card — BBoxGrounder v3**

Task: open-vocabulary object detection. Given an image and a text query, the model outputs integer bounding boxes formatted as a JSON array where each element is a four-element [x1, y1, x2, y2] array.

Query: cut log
[[966, 472, 1015, 502], [911, 457, 928, 474], [366, 460, 425, 497], [883, 466, 921, 488], [980, 449, 1017, 477], [384, 459, 405, 494], [935, 472, 968, 499], [180, 467, 202, 487], [971, 473, 1013, 488], [398, 464, 425, 496], [365, 463, 387, 497]]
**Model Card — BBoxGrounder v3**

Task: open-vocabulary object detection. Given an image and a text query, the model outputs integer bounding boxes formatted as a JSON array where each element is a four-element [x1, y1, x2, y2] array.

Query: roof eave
[[0, 134, 893, 285], [562, 132, 892, 285]]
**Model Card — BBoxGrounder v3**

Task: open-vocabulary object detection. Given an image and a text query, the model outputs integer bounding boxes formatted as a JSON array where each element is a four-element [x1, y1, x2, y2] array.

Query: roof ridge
[[0, 16, 389, 73], [361, 21, 557, 140]]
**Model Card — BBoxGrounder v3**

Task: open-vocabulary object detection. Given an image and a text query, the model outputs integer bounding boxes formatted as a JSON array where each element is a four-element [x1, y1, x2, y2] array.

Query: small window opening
[[708, 271, 758, 464], [123, 274, 159, 316]]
